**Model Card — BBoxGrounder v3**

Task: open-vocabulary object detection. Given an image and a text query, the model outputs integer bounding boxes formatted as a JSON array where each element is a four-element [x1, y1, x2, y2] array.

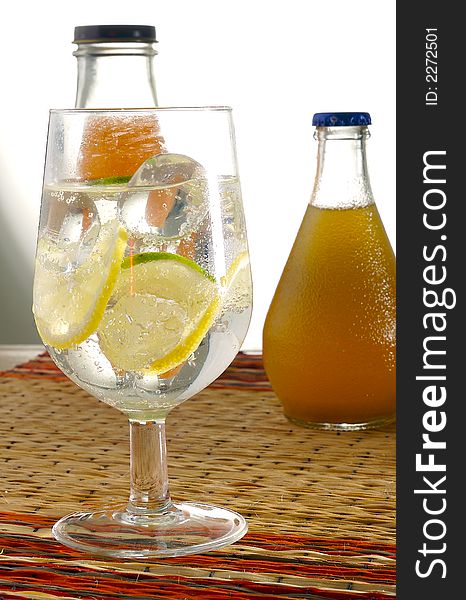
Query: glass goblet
[[33, 108, 253, 558]]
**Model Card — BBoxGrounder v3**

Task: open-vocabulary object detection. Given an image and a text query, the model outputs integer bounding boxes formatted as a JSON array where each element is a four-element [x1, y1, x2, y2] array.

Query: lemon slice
[[221, 251, 252, 313], [97, 253, 219, 373], [223, 251, 250, 288], [33, 220, 127, 349]]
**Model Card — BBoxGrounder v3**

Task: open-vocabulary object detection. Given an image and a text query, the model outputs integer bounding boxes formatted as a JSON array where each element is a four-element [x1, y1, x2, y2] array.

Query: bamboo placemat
[[0, 353, 395, 599]]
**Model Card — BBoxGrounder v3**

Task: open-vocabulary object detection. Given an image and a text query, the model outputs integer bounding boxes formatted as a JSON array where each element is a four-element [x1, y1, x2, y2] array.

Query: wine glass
[[33, 108, 253, 558]]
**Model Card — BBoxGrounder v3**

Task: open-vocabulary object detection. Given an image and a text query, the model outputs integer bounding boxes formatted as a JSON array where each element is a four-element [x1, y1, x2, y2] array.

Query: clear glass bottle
[[73, 24, 159, 108], [263, 112, 396, 431], [72, 25, 166, 226]]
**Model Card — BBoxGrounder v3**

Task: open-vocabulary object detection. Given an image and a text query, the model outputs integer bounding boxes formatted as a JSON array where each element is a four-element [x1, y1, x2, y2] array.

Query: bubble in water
[[119, 153, 209, 242]]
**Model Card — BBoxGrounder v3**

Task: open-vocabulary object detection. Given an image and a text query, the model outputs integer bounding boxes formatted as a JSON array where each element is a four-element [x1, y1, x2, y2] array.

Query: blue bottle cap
[[312, 112, 371, 127]]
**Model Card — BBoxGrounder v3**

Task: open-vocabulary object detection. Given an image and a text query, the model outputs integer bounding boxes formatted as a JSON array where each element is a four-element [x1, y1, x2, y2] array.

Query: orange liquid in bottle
[[263, 203, 396, 427], [79, 115, 165, 181], [78, 115, 178, 228]]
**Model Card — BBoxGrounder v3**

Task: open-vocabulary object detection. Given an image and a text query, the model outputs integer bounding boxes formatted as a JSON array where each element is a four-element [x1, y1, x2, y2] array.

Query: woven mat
[[0, 353, 396, 599]]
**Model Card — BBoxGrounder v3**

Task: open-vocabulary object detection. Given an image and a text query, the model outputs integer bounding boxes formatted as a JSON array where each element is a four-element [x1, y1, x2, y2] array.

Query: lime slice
[[97, 253, 219, 373], [33, 220, 127, 349], [89, 175, 131, 186], [121, 251, 215, 281]]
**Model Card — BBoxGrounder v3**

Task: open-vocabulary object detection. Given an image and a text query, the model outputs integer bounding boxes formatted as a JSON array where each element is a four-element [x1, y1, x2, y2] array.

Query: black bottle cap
[[73, 25, 157, 44]]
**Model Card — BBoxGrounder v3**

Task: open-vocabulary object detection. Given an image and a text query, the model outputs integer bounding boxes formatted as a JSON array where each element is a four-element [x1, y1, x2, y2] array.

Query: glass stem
[[127, 419, 172, 514]]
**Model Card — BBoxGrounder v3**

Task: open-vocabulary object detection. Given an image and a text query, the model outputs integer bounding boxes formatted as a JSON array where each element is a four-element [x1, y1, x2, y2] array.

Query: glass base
[[285, 413, 396, 431], [52, 502, 248, 558]]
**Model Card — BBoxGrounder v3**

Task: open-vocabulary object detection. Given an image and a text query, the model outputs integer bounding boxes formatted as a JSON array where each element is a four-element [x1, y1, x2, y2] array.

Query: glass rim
[[49, 106, 233, 115]]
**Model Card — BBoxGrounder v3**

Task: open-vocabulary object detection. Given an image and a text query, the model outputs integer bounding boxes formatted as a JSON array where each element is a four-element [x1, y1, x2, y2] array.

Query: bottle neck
[[310, 126, 374, 209], [74, 42, 158, 108]]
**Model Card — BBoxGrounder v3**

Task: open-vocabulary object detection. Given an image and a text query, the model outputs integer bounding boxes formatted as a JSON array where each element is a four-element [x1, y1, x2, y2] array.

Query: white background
[[0, 0, 395, 349]]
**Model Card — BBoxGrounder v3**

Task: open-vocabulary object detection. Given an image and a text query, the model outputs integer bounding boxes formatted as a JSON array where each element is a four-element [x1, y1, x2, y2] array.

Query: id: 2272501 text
[[425, 28, 438, 106]]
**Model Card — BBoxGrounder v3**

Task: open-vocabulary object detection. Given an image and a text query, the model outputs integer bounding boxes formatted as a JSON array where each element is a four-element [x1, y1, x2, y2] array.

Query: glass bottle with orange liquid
[[263, 112, 396, 430]]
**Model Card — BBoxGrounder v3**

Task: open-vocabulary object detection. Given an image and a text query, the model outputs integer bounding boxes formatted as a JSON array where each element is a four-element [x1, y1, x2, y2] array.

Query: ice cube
[[39, 189, 100, 272], [129, 153, 203, 188], [119, 153, 209, 242]]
